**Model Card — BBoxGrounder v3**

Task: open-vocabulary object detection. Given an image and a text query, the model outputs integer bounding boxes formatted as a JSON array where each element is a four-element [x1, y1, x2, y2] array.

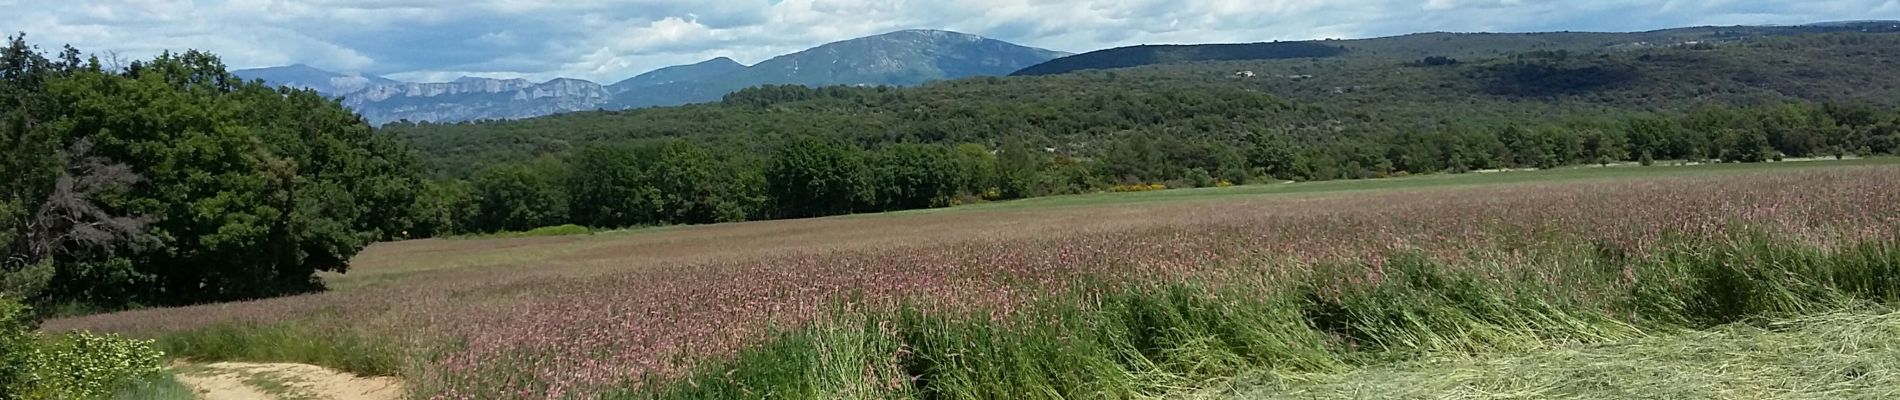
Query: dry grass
[[43, 164, 1900, 398]]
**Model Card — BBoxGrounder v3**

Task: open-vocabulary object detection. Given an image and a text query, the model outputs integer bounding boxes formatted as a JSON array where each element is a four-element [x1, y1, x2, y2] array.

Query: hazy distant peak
[[700, 56, 744, 66], [231, 64, 400, 96]]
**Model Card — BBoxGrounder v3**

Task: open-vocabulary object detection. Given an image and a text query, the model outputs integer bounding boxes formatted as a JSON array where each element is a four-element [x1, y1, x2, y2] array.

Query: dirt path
[[174, 362, 402, 400]]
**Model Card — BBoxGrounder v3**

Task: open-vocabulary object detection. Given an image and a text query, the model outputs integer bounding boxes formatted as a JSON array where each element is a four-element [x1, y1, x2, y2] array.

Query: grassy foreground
[[1218, 308, 1900, 399], [613, 235, 1900, 399]]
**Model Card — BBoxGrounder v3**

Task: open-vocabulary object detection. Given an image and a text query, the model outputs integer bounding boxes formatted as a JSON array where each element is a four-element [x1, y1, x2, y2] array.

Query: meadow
[[49, 159, 1900, 399]]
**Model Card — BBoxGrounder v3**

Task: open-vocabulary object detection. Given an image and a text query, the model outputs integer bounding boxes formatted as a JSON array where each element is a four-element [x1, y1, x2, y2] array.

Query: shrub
[[0, 298, 164, 400], [0, 261, 53, 301], [0, 299, 31, 399], [455, 224, 592, 239], [16, 332, 164, 399]]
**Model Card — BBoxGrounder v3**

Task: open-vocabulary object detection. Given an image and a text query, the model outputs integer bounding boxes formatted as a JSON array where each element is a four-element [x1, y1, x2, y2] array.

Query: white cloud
[[6, 0, 1898, 83]]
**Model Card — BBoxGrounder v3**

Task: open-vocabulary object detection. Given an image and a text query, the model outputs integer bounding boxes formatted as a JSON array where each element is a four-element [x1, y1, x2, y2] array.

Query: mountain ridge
[[610, 29, 1070, 109], [234, 63, 401, 96], [609, 57, 748, 91], [234, 29, 1066, 124], [1013, 21, 1900, 76]]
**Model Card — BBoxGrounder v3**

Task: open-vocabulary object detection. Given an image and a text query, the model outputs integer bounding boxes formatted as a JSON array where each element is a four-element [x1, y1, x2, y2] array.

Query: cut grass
[[238, 368, 322, 400], [1217, 307, 1900, 399]]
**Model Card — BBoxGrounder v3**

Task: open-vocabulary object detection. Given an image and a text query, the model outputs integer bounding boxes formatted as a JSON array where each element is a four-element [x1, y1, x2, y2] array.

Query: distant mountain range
[[234, 30, 1068, 124], [236, 21, 1900, 125], [231, 64, 402, 95]]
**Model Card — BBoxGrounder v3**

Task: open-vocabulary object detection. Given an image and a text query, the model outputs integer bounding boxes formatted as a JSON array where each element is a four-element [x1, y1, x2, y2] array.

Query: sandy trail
[[174, 362, 402, 400]]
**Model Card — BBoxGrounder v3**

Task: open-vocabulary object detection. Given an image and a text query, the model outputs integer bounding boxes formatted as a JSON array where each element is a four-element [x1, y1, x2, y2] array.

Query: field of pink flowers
[[45, 165, 1900, 399]]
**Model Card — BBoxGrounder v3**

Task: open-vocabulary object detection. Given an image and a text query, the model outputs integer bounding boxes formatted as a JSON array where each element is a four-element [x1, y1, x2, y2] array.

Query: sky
[[6, 0, 1899, 83]]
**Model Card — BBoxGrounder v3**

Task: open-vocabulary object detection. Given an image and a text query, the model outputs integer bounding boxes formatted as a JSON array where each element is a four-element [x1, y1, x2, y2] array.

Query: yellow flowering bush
[[1109, 183, 1169, 192]]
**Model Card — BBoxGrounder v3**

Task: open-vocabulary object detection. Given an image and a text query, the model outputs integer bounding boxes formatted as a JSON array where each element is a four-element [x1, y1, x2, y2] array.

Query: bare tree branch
[[3, 138, 154, 269]]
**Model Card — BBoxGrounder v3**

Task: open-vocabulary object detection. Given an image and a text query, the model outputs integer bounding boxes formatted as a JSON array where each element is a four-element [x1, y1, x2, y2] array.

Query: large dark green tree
[[1247, 131, 1306, 180], [650, 140, 756, 224], [567, 144, 660, 228], [407, 180, 475, 238], [766, 137, 869, 218], [869, 144, 959, 210], [1, 36, 424, 306], [472, 161, 568, 232]]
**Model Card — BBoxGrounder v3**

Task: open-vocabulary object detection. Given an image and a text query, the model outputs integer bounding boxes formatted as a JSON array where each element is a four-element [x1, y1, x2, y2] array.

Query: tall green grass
[[1220, 307, 1900, 399], [152, 321, 404, 377], [615, 236, 1900, 399], [109, 371, 197, 400]]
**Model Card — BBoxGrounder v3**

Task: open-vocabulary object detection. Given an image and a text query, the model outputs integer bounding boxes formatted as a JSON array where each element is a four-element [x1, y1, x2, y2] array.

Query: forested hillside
[[1015, 22, 1900, 76], [393, 32, 1900, 172], [379, 31, 1900, 238]]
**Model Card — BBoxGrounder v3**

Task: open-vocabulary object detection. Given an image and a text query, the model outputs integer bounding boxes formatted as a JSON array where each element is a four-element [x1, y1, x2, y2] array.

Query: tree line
[[413, 93, 1898, 236], [406, 137, 1038, 234], [387, 32, 1900, 178]]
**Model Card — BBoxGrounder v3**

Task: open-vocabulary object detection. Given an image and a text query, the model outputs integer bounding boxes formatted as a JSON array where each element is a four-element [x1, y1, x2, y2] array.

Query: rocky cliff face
[[341, 77, 613, 124], [232, 64, 400, 96]]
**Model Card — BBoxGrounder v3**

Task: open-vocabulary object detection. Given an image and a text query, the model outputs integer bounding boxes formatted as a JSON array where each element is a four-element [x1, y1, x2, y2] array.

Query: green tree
[[1580, 128, 1628, 166], [869, 144, 959, 210], [473, 162, 569, 232], [1104, 132, 1163, 182], [1, 41, 422, 305], [766, 137, 868, 218], [650, 140, 744, 224], [950, 143, 999, 199], [1719, 129, 1777, 163], [996, 136, 1042, 199], [567, 144, 659, 228], [408, 180, 475, 237]]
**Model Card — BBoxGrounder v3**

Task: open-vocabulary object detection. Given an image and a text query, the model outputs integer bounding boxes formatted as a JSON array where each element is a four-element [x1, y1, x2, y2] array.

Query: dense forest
[[6, 30, 1900, 312]]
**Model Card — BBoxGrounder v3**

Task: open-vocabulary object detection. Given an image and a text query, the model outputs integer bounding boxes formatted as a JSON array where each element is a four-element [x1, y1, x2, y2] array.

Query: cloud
[[6, 0, 1897, 83]]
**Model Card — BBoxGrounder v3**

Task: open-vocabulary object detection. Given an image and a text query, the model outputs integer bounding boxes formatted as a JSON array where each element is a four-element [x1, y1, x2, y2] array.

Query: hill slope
[[609, 57, 747, 90], [612, 29, 1069, 108], [1013, 42, 1348, 76], [387, 30, 1900, 177], [237, 30, 1064, 124], [1014, 21, 1900, 76]]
